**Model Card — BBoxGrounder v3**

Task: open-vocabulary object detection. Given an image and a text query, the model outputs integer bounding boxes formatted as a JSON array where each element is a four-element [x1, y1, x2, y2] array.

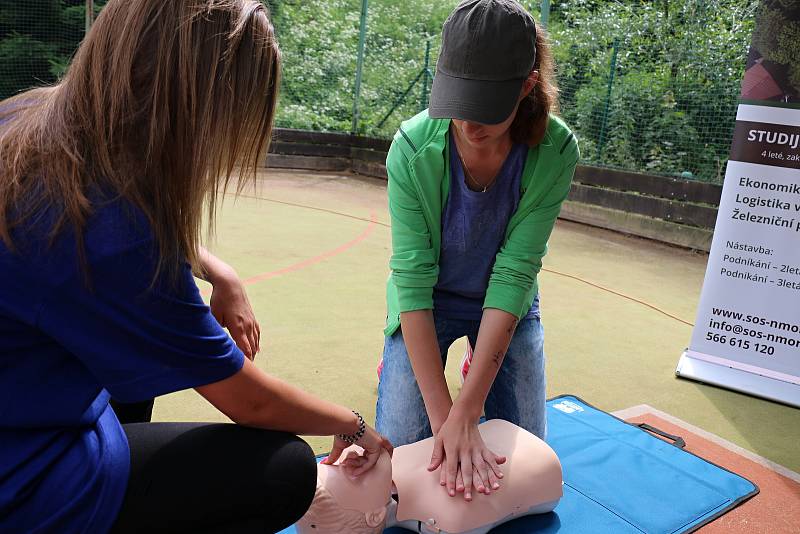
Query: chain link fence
[[0, 0, 99, 101], [553, 1, 759, 184], [0, 1, 761, 183]]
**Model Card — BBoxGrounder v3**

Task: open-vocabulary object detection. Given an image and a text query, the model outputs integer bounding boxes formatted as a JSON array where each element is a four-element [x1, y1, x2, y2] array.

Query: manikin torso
[[296, 419, 562, 534]]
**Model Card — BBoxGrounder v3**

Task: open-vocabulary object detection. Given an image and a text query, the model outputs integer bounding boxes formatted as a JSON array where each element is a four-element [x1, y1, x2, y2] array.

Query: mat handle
[[637, 423, 686, 449]]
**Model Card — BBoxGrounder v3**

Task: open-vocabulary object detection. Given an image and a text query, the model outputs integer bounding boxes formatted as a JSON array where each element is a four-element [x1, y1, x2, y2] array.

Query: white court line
[[612, 404, 800, 485]]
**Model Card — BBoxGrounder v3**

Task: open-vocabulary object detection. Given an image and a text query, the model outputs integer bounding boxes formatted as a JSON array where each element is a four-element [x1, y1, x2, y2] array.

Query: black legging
[[110, 398, 155, 424], [111, 422, 317, 534]]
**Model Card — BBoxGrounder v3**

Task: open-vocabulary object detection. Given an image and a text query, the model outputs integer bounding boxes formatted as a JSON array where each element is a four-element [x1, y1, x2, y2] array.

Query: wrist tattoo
[[492, 350, 505, 367], [507, 319, 518, 336]]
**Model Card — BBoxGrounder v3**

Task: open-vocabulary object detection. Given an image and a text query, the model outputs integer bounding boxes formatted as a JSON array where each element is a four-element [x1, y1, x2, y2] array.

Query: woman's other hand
[[198, 247, 261, 360], [323, 425, 393, 477], [209, 269, 260, 360], [429, 408, 505, 501]]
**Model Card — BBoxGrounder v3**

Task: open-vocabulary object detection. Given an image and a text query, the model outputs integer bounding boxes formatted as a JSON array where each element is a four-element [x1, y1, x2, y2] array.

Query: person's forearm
[[196, 246, 236, 285], [196, 358, 360, 436], [400, 310, 453, 432], [453, 308, 518, 419]]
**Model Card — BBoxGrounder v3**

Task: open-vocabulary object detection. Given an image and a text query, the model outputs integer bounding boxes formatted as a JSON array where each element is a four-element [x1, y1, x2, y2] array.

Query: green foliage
[[551, 0, 758, 182], [270, 0, 757, 182], [357, 1, 456, 137], [0, 0, 764, 183], [268, 0, 361, 131], [752, 1, 800, 95], [0, 34, 57, 98], [269, 0, 457, 136], [0, 0, 88, 99]]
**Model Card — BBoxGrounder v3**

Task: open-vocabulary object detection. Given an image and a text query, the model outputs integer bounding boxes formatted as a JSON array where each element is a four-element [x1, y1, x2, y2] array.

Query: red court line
[[202, 210, 378, 295]]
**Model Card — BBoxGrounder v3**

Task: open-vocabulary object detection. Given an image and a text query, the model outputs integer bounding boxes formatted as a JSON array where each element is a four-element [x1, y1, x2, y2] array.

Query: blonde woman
[[0, 1, 390, 533]]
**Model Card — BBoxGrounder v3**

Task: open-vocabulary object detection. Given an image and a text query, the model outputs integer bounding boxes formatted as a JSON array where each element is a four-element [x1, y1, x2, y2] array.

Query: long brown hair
[[510, 22, 558, 146], [0, 0, 280, 279]]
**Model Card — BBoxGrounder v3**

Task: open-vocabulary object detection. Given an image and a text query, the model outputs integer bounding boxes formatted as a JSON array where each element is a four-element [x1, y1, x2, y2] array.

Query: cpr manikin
[[296, 419, 563, 534]]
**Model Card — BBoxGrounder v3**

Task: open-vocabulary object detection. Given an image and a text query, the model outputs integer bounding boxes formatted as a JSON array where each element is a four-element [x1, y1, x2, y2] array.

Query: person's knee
[[283, 435, 317, 512], [254, 432, 316, 529]]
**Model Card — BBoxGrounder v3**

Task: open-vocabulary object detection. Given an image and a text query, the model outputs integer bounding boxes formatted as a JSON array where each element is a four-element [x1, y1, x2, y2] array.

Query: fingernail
[[493, 482, 500, 489], [465, 493, 472, 501], [449, 490, 455, 497]]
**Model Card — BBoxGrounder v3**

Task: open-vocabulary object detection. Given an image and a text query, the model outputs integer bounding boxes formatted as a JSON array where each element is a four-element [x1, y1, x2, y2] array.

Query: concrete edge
[[262, 155, 714, 253], [265, 154, 350, 173], [559, 201, 713, 252]]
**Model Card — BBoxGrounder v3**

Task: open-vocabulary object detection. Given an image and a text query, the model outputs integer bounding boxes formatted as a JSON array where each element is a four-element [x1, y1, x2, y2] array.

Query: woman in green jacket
[[375, 0, 579, 502]]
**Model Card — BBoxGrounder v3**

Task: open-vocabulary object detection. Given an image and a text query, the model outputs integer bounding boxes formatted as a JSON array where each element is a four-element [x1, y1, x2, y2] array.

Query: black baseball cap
[[429, 0, 537, 125]]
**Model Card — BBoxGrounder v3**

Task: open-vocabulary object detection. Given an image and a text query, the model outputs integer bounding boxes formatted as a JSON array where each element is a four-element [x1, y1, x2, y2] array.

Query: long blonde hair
[[0, 0, 280, 279]]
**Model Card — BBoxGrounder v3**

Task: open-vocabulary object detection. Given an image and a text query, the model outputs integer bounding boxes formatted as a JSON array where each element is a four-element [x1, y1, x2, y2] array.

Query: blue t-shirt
[[0, 191, 245, 532], [434, 131, 540, 320]]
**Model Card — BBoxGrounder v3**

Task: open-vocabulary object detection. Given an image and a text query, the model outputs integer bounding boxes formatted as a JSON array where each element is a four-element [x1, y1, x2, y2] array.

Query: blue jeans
[[375, 314, 546, 447]]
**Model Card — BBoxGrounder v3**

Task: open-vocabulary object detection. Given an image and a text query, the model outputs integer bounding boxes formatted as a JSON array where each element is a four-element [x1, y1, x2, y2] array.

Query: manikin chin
[[296, 419, 563, 534]]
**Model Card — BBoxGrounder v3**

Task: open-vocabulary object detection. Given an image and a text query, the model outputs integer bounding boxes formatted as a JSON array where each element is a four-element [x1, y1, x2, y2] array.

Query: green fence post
[[597, 38, 619, 163], [351, 0, 369, 134], [376, 69, 426, 130], [419, 40, 432, 112], [86, 0, 95, 32], [540, 0, 550, 27]]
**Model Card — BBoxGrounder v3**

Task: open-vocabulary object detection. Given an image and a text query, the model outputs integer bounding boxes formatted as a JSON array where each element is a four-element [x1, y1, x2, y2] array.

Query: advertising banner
[[677, 1, 800, 407]]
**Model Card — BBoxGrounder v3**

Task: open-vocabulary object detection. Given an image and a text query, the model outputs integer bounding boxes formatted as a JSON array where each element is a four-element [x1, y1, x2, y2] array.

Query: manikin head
[[299, 420, 562, 534], [295, 446, 393, 534]]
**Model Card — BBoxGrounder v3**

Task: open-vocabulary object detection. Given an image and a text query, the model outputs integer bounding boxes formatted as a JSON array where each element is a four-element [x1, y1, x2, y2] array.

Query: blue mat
[[281, 395, 757, 534]]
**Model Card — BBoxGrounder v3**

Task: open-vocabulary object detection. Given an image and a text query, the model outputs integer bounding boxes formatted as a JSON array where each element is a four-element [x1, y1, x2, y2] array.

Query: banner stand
[[677, 1, 800, 407], [677, 351, 800, 408]]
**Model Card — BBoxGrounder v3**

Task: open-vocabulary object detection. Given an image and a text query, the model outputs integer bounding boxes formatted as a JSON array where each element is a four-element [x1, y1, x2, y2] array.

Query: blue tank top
[[433, 130, 540, 320]]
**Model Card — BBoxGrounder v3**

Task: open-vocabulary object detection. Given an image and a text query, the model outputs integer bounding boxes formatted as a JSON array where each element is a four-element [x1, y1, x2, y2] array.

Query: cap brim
[[428, 71, 524, 125]]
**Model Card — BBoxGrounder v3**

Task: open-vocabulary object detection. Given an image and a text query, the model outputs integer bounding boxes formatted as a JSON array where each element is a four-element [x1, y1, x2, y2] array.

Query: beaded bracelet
[[338, 410, 366, 444]]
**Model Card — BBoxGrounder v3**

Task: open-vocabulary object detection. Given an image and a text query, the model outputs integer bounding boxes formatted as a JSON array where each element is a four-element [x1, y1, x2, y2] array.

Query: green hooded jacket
[[384, 110, 579, 337]]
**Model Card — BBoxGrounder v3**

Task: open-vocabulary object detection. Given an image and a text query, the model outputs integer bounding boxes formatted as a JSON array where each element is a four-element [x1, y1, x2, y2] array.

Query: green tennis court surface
[[154, 169, 800, 474]]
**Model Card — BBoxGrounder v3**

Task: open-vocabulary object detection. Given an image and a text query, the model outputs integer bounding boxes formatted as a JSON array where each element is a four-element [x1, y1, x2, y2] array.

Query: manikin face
[[451, 71, 539, 150], [295, 447, 393, 534]]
